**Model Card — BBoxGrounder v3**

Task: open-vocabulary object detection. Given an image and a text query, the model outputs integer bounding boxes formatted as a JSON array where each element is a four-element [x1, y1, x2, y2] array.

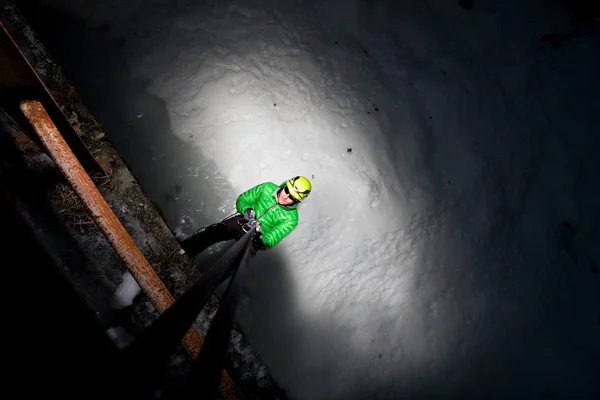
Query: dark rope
[[178, 243, 252, 399], [120, 226, 255, 396]]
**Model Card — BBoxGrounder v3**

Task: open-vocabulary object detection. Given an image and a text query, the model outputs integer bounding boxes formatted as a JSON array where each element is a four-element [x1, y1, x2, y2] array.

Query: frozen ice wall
[[24, 0, 600, 398]]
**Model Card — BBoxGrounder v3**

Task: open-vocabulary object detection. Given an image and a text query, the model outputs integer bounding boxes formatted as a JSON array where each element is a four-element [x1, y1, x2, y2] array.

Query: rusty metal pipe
[[20, 100, 239, 397]]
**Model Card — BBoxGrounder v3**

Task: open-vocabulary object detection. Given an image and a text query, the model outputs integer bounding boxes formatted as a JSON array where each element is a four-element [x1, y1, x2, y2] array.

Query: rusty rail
[[20, 99, 239, 397]]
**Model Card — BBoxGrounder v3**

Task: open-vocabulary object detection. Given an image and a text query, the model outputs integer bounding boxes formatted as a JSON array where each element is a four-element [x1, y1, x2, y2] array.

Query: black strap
[[179, 243, 252, 399], [120, 226, 255, 396]]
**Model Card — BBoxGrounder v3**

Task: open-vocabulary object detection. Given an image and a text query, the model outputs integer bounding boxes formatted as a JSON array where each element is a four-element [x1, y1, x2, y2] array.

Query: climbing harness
[[240, 202, 277, 233]]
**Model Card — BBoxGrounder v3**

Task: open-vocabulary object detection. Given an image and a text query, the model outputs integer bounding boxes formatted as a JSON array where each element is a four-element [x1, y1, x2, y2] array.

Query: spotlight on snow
[[42, 1, 600, 398], [143, 7, 432, 394]]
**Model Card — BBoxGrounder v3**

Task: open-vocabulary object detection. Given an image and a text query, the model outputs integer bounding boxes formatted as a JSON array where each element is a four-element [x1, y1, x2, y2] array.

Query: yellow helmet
[[286, 176, 312, 202]]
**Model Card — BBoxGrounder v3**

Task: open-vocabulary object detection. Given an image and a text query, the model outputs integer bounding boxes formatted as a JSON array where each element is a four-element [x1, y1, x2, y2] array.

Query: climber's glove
[[244, 208, 256, 221]]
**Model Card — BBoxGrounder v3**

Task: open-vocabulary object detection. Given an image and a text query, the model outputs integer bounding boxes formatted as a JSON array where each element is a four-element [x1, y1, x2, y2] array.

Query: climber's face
[[278, 187, 295, 205]]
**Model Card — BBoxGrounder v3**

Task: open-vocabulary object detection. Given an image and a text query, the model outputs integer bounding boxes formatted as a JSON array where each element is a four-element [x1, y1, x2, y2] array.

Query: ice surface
[[106, 326, 135, 349], [34, 0, 600, 398], [109, 271, 142, 310]]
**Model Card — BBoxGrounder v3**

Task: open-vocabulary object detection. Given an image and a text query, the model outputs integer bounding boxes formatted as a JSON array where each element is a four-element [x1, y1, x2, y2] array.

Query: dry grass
[[53, 183, 94, 227], [91, 168, 114, 189], [51, 170, 114, 228]]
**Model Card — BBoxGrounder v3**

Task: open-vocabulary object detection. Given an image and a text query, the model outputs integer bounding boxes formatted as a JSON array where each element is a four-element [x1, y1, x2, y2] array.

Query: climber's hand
[[247, 218, 261, 231], [244, 208, 256, 220]]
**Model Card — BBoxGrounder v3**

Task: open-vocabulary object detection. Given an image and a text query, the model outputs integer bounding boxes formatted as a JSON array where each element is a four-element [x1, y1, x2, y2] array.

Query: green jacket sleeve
[[260, 217, 297, 248], [236, 183, 268, 214]]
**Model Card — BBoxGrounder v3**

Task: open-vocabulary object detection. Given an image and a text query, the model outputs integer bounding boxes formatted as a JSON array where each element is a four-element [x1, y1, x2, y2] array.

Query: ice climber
[[180, 176, 311, 258]]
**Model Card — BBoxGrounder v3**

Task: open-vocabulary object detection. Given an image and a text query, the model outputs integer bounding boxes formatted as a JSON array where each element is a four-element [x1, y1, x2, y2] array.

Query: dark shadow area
[[0, 124, 128, 326], [0, 132, 123, 398], [2, 203, 121, 398], [561, 0, 600, 21], [224, 246, 303, 399]]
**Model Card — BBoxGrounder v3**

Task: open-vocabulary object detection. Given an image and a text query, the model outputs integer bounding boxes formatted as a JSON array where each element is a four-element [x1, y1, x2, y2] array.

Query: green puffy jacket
[[236, 181, 298, 248]]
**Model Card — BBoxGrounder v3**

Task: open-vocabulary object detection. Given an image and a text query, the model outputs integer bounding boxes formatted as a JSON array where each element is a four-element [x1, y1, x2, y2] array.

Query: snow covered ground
[[28, 0, 600, 398]]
